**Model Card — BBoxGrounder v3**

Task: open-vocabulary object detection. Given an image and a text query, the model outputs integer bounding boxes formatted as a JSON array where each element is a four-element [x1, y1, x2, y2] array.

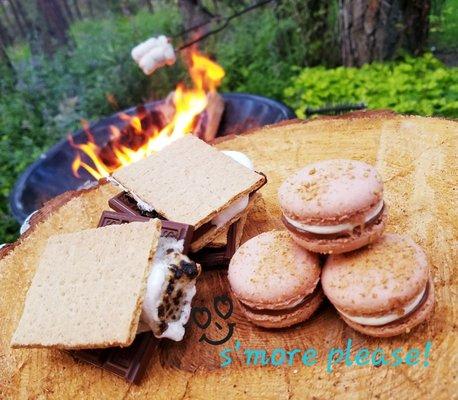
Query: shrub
[[283, 54, 458, 118]]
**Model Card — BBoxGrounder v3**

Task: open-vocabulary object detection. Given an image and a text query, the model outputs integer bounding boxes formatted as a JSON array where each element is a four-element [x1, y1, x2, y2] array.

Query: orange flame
[[70, 48, 225, 179]]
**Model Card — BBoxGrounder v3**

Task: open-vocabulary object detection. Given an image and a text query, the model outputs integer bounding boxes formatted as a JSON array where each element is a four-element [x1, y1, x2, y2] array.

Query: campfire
[[70, 49, 225, 180]]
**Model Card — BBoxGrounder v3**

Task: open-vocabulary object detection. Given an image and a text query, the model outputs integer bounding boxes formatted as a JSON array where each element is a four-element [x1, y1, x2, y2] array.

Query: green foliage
[[213, 9, 305, 99], [284, 54, 458, 118], [0, 9, 182, 243], [429, 0, 458, 50]]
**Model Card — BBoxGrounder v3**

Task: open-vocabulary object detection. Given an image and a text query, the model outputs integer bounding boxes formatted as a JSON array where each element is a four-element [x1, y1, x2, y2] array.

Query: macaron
[[322, 234, 434, 337], [278, 159, 387, 254], [228, 230, 323, 329]]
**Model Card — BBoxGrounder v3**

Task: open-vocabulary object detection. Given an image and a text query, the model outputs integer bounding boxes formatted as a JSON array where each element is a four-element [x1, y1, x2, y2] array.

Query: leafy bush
[[284, 54, 458, 118]]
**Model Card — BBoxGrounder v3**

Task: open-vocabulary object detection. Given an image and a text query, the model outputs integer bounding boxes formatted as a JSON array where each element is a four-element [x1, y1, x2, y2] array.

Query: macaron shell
[[237, 287, 324, 329], [341, 276, 434, 338], [278, 159, 383, 224], [228, 231, 320, 310], [287, 206, 386, 254], [322, 234, 429, 316]]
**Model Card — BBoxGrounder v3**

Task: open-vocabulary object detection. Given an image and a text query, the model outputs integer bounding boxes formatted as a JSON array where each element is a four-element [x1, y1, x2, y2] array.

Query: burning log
[[195, 91, 224, 141], [159, 90, 224, 141]]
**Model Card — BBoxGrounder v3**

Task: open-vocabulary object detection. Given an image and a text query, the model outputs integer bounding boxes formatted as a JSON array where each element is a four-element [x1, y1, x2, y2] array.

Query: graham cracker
[[11, 219, 161, 349], [112, 135, 266, 228]]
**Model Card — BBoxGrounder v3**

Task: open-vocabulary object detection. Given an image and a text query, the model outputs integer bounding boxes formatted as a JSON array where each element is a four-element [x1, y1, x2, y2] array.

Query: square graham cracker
[[112, 135, 266, 228], [11, 220, 161, 350]]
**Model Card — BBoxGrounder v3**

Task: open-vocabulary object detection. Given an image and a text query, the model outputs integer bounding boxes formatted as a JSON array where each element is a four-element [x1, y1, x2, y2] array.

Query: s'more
[[11, 219, 201, 349], [110, 135, 267, 252]]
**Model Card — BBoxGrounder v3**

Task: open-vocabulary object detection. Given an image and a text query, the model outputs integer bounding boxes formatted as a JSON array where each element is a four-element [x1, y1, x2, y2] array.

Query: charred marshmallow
[[140, 237, 201, 341]]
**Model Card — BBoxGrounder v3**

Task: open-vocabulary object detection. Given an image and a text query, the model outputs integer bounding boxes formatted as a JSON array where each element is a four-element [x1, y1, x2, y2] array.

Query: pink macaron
[[322, 234, 434, 337], [278, 159, 386, 254], [228, 230, 323, 329]]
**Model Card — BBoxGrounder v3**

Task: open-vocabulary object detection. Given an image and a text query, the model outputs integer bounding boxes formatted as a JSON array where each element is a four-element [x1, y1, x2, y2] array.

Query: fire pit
[[11, 93, 295, 222]]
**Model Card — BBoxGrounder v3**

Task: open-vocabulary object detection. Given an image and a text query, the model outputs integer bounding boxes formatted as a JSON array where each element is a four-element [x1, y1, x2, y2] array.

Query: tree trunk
[[60, 0, 75, 23], [35, 0, 70, 55], [0, 12, 12, 45], [402, 0, 430, 55], [0, 20, 13, 70], [178, 0, 214, 39], [0, 1, 15, 38], [73, 0, 83, 19], [143, 0, 154, 12], [7, 0, 26, 38], [339, 0, 431, 67], [87, 0, 94, 17]]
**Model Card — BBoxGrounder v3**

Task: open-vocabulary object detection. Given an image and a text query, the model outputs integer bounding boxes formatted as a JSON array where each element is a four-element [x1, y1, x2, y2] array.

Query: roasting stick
[[131, 0, 275, 75]]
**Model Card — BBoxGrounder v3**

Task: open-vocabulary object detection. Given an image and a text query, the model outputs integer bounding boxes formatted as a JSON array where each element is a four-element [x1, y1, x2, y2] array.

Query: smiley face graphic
[[191, 295, 235, 346]]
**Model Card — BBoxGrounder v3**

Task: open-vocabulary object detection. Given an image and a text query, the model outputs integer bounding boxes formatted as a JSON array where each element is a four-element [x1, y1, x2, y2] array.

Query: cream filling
[[336, 286, 426, 326], [140, 237, 197, 341], [284, 200, 384, 235]]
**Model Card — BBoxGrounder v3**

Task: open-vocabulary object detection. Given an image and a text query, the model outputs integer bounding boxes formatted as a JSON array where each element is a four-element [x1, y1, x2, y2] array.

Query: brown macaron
[[228, 231, 323, 329], [322, 234, 434, 337], [278, 159, 387, 254]]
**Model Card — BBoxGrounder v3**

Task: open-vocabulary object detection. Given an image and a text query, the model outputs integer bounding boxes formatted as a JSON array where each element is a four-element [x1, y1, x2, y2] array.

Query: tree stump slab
[[0, 111, 456, 399]]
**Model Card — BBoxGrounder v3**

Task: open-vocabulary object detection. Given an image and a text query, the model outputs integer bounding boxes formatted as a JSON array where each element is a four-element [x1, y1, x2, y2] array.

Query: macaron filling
[[283, 199, 384, 235], [237, 284, 321, 316], [336, 282, 429, 327]]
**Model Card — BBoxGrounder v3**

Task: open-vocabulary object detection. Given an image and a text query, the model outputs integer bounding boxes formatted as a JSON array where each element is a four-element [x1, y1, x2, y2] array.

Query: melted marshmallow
[[141, 237, 198, 341], [284, 200, 384, 235], [337, 286, 426, 326], [211, 151, 253, 227]]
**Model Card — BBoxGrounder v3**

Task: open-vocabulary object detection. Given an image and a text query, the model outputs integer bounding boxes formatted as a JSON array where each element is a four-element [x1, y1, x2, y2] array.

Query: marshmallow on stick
[[131, 35, 176, 75]]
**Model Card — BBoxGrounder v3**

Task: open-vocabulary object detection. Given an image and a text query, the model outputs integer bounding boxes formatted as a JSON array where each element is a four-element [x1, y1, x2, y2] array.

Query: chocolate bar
[[109, 192, 218, 243], [71, 332, 156, 384], [190, 221, 238, 269], [98, 211, 194, 254], [107, 193, 240, 268], [109, 192, 163, 219]]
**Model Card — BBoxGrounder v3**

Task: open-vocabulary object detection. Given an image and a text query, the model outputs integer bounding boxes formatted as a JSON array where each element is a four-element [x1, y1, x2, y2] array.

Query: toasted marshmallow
[[132, 35, 176, 75], [141, 236, 201, 341], [336, 285, 426, 326], [284, 200, 384, 235]]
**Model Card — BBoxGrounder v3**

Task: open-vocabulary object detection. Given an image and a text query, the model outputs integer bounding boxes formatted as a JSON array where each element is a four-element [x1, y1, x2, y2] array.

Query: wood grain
[[0, 111, 456, 399]]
